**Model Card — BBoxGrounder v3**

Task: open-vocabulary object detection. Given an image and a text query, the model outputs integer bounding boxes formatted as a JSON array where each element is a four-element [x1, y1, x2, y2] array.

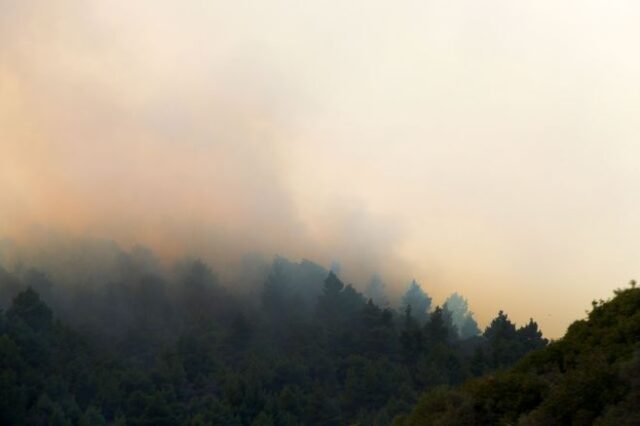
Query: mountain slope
[[397, 283, 640, 426]]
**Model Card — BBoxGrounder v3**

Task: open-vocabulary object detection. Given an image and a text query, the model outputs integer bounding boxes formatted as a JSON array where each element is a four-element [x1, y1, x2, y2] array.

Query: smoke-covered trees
[[400, 285, 480, 340], [0, 265, 22, 308], [365, 274, 389, 307], [7, 287, 52, 332], [444, 293, 481, 339], [401, 280, 432, 324], [262, 257, 328, 323], [317, 271, 366, 326], [0, 251, 549, 425]]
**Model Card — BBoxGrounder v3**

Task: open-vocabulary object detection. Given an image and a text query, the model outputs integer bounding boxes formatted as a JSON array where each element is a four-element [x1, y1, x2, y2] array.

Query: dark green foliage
[[401, 284, 640, 425], [0, 251, 548, 425], [425, 306, 456, 346]]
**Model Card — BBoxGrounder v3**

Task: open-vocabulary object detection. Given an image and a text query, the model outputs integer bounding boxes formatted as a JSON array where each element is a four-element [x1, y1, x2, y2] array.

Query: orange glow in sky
[[2, 1, 640, 337]]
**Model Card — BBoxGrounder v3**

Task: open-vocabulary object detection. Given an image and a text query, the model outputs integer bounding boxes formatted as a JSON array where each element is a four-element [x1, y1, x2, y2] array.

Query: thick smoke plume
[[0, 0, 407, 288]]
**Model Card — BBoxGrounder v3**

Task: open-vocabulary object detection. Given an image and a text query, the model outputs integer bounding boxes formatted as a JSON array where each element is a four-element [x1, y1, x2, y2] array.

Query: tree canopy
[[398, 283, 640, 425], [0, 251, 550, 425]]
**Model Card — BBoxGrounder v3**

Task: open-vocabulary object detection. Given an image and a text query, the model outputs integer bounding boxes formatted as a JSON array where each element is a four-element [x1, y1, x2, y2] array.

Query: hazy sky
[[1, 0, 640, 337]]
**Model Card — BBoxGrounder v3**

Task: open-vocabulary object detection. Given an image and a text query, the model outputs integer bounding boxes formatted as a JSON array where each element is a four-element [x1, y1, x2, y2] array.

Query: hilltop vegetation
[[0, 243, 547, 425], [397, 282, 640, 426]]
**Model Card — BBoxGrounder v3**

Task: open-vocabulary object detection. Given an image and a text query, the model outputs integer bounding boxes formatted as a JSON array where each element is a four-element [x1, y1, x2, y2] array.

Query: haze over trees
[[0, 240, 548, 425], [365, 274, 389, 308], [444, 293, 481, 339], [401, 280, 432, 325]]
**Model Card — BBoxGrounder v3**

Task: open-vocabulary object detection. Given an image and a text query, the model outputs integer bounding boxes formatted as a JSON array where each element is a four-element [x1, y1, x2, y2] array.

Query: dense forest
[[398, 282, 640, 425], [0, 242, 549, 425]]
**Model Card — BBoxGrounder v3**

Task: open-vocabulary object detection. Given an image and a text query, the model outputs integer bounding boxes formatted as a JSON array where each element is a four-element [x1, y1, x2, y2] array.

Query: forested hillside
[[0, 245, 546, 425], [398, 282, 640, 426]]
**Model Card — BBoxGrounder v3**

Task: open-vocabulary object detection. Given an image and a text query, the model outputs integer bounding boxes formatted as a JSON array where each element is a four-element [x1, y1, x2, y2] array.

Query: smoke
[[0, 0, 408, 286], [4, 1, 640, 338]]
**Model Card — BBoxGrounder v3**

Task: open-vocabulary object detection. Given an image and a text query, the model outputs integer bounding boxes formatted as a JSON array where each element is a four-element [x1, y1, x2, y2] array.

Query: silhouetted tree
[[401, 280, 432, 324], [484, 310, 520, 368], [424, 305, 456, 346], [517, 318, 547, 352]]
